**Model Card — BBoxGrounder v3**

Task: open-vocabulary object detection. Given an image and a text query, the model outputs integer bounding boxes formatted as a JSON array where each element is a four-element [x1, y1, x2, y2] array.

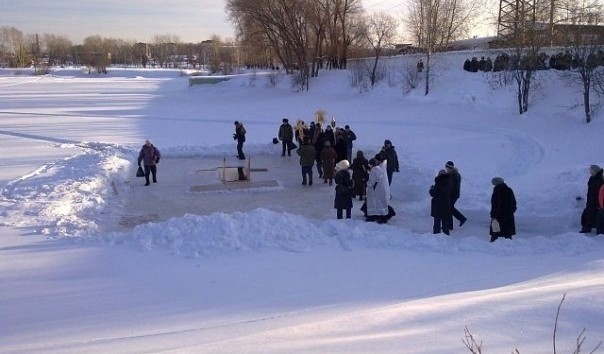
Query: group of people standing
[[428, 162, 517, 242], [141, 120, 602, 241]]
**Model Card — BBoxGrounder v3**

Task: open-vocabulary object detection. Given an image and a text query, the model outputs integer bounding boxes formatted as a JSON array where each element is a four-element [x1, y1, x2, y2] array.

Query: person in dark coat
[[296, 136, 316, 186], [334, 160, 354, 219], [334, 128, 348, 163], [445, 161, 467, 229], [313, 124, 325, 178], [580, 164, 604, 233], [233, 120, 246, 160], [320, 141, 337, 185], [137, 139, 161, 186], [278, 118, 294, 157], [429, 169, 452, 235], [323, 125, 335, 147], [596, 179, 604, 235], [379, 139, 400, 185], [351, 150, 369, 201], [490, 177, 517, 242], [344, 125, 357, 162]]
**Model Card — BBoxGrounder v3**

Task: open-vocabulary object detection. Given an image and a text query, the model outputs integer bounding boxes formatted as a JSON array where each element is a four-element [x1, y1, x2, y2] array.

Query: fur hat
[[492, 177, 504, 185], [445, 161, 455, 169], [590, 164, 601, 173], [336, 160, 350, 171]]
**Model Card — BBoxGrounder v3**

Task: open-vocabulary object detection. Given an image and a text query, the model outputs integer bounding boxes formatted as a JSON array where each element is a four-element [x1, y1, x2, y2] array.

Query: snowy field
[[1, 53, 603, 353]]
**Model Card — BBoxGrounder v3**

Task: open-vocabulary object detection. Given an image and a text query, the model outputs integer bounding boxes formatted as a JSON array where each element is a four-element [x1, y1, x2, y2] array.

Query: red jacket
[[599, 184, 604, 209]]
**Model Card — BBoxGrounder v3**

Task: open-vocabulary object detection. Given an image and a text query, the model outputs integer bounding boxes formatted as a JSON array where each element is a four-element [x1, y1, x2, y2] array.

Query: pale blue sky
[[0, 0, 493, 44]]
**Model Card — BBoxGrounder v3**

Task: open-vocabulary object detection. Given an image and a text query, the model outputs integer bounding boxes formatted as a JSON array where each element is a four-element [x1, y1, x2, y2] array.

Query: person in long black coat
[[581, 164, 604, 233], [334, 161, 354, 219], [380, 139, 399, 185], [351, 150, 369, 201], [429, 170, 452, 235], [334, 129, 348, 163], [490, 177, 517, 242], [445, 161, 467, 229]]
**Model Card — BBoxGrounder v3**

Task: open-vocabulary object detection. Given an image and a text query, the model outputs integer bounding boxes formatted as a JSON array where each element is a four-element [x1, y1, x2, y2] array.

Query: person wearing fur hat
[[445, 161, 467, 229], [137, 139, 161, 186], [580, 165, 604, 233], [334, 160, 354, 219], [320, 141, 337, 185], [379, 139, 399, 185], [489, 177, 517, 242], [278, 118, 294, 156], [233, 121, 246, 160], [429, 169, 452, 235]]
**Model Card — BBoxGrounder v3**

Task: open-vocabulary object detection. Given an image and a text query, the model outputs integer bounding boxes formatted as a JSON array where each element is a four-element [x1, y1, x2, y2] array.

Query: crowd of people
[[137, 121, 602, 241]]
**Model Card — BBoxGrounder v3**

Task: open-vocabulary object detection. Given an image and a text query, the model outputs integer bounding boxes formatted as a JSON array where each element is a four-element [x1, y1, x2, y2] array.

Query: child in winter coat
[[334, 160, 354, 219]]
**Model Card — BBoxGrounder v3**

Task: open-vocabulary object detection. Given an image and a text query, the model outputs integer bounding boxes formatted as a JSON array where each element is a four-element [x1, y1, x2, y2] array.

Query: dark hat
[[234, 121, 239, 125], [345, 125, 350, 129], [368, 158, 378, 166], [590, 164, 601, 173], [384, 139, 392, 145], [445, 161, 455, 169], [282, 118, 288, 123], [492, 177, 504, 185], [438, 169, 447, 175]]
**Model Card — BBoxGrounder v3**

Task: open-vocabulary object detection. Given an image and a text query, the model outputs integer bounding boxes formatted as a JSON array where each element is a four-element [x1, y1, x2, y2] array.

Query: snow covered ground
[[1, 53, 603, 353]]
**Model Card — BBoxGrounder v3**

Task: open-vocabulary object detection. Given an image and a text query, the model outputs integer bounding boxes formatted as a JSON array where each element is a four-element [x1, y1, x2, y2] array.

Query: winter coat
[[334, 169, 354, 209], [334, 137, 348, 163], [320, 146, 337, 179], [380, 146, 399, 174], [234, 124, 246, 143], [138, 144, 161, 166], [352, 156, 369, 197], [582, 169, 604, 228], [599, 184, 604, 209], [278, 123, 293, 142], [366, 165, 389, 216], [449, 168, 462, 202], [345, 129, 356, 148], [297, 143, 316, 167], [323, 129, 335, 147], [429, 173, 452, 218], [490, 183, 517, 237]]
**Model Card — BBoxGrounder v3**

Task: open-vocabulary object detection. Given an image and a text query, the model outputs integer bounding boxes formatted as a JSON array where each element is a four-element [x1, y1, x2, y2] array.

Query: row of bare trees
[[0, 26, 238, 73]]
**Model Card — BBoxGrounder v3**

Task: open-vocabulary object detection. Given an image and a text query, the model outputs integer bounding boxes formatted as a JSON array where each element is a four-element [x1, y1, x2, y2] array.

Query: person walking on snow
[[233, 121, 246, 160], [278, 118, 294, 156], [365, 158, 389, 223], [489, 177, 517, 242], [320, 141, 337, 185], [296, 136, 316, 186], [334, 160, 354, 219], [445, 161, 467, 229], [580, 164, 603, 233], [351, 150, 369, 201], [379, 139, 399, 185], [429, 169, 452, 235], [137, 139, 161, 186]]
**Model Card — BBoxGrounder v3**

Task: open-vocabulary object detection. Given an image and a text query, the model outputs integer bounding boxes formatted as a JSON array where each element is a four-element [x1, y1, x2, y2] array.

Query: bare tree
[[405, 0, 482, 95], [361, 12, 398, 87], [152, 34, 180, 68], [563, 0, 604, 123]]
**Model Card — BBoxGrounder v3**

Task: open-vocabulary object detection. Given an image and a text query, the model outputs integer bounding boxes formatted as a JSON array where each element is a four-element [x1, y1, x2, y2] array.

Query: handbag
[[136, 166, 145, 177], [491, 218, 501, 233]]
